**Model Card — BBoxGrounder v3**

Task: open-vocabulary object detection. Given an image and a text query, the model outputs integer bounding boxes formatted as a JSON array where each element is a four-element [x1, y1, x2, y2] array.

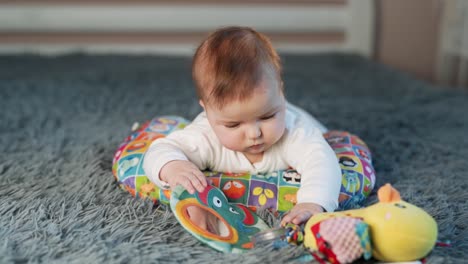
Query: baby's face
[[203, 78, 286, 160]]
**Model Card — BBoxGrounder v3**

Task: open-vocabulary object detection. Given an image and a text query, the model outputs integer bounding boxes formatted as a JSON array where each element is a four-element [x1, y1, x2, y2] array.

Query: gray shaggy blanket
[[0, 54, 466, 263]]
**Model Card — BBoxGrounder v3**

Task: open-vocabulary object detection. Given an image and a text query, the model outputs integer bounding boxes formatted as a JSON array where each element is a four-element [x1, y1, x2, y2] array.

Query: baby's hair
[[192, 26, 283, 109]]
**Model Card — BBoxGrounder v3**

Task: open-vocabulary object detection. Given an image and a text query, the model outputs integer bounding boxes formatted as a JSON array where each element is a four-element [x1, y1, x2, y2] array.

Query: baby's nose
[[248, 123, 262, 139]]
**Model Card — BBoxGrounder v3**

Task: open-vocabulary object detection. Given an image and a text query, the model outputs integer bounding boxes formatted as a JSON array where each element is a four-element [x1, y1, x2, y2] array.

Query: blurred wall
[[1, 0, 373, 56], [375, 0, 442, 84], [437, 0, 468, 90], [1, 0, 449, 87]]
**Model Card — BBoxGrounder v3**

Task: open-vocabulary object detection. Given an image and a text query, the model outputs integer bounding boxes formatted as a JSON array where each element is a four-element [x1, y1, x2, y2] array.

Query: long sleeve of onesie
[[282, 125, 342, 213], [142, 118, 214, 189], [143, 102, 341, 213]]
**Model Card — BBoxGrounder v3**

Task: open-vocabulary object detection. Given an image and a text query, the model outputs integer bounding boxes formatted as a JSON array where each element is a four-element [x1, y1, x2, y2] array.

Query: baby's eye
[[224, 123, 240, 128], [260, 113, 276, 120]]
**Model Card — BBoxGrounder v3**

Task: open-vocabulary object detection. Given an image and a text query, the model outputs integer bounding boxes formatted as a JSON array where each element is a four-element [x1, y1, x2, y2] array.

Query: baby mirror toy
[[170, 185, 270, 253]]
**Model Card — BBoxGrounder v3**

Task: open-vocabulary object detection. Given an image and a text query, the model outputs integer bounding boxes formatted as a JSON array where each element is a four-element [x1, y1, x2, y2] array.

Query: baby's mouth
[[249, 143, 264, 151]]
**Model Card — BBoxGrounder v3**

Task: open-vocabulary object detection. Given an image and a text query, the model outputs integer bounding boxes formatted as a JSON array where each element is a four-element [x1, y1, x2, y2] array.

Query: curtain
[[437, 0, 468, 90]]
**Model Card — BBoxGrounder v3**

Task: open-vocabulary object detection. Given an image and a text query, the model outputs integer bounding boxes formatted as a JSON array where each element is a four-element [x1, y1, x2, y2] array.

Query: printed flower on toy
[[249, 181, 277, 208], [253, 186, 274, 205]]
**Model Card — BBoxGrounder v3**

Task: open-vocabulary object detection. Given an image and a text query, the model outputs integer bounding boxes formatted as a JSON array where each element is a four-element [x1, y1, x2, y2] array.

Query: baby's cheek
[[265, 120, 285, 143], [218, 132, 243, 151]]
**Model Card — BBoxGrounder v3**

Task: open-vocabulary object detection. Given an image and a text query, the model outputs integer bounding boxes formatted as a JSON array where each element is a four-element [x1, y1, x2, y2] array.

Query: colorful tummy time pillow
[[112, 116, 376, 213]]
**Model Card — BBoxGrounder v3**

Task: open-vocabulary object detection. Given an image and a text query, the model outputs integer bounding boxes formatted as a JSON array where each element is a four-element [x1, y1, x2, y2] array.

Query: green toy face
[[170, 185, 269, 253]]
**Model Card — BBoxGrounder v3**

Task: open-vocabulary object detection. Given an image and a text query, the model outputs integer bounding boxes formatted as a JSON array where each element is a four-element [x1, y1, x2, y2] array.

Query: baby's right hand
[[159, 160, 207, 194]]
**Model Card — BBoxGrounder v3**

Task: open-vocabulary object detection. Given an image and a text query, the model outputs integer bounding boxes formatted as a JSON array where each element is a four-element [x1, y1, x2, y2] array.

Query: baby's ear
[[199, 100, 205, 109]]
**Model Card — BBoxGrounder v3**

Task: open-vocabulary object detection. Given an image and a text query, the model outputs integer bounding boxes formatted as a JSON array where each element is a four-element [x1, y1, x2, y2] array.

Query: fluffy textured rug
[[0, 54, 466, 263]]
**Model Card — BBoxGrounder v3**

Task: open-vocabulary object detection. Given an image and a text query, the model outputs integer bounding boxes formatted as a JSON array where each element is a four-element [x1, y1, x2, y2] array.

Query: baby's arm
[[143, 123, 213, 193], [282, 127, 341, 225], [159, 160, 206, 194]]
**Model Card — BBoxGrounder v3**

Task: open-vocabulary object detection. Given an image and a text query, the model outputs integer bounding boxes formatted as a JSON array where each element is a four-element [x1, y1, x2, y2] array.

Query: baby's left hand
[[281, 202, 324, 226]]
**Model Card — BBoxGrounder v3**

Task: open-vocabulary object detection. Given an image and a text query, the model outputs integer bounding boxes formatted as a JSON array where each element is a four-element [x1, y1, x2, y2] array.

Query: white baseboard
[[0, 1, 374, 56], [0, 43, 349, 56], [0, 5, 346, 32]]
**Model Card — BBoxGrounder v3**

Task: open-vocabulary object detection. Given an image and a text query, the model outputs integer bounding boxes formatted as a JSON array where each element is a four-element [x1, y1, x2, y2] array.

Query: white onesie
[[143, 102, 341, 212]]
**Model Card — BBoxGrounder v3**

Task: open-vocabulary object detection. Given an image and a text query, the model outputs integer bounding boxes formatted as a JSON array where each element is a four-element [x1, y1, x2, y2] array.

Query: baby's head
[[192, 26, 286, 159]]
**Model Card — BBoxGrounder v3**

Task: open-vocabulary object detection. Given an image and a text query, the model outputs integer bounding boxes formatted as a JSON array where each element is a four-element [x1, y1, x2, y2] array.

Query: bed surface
[[0, 54, 466, 263]]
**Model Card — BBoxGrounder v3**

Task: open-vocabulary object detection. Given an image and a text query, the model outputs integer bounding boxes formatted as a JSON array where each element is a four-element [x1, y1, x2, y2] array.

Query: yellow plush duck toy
[[303, 183, 438, 263]]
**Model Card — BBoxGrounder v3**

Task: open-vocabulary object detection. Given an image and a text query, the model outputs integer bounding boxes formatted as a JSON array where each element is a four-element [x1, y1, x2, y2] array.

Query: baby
[[143, 26, 341, 230]]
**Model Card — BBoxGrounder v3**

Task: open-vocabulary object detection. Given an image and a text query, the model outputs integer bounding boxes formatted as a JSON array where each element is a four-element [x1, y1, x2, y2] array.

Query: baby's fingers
[[290, 212, 312, 225], [182, 165, 206, 193], [178, 170, 206, 194], [192, 170, 207, 188], [280, 213, 293, 226], [281, 210, 312, 226], [179, 177, 196, 194], [190, 175, 206, 193]]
